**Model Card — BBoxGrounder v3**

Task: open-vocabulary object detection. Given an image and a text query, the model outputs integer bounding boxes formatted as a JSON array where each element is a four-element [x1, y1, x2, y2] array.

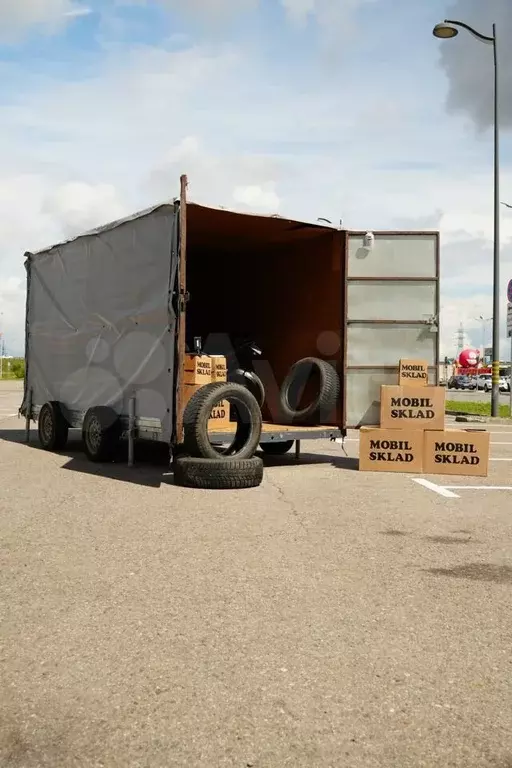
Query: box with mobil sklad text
[[359, 426, 424, 473], [423, 429, 490, 477], [398, 359, 429, 386], [184, 354, 212, 385], [380, 385, 445, 431], [210, 355, 228, 382]]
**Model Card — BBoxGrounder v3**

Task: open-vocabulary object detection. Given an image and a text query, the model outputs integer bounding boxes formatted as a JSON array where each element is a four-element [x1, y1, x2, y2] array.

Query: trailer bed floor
[[209, 422, 341, 443]]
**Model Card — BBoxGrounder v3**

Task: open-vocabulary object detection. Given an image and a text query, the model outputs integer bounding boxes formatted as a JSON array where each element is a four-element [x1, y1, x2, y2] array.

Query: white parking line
[[490, 458, 512, 461], [444, 485, 512, 491], [412, 478, 460, 498]]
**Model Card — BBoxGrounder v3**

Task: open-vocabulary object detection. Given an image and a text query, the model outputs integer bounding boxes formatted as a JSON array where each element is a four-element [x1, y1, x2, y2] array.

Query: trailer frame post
[[295, 440, 301, 461], [128, 394, 136, 467], [25, 389, 32, 444]]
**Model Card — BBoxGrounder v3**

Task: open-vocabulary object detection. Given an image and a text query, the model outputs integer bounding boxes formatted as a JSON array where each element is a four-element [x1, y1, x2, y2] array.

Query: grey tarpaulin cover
[[21, 203, 180, 442]]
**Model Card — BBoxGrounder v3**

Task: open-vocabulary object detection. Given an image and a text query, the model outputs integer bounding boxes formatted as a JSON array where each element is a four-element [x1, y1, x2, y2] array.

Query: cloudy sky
[[0, 0, 511, 358]]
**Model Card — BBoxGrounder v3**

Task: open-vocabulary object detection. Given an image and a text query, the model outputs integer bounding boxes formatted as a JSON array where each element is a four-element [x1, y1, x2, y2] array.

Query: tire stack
[[174, 381, 264, 489], [174, 353, 265, 490]]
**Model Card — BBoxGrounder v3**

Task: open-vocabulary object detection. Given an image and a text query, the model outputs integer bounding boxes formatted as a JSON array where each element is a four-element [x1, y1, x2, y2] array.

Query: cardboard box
[[210, 355, 227, 382], [398, 359, 429, 386], [183, 354, 212, 386], [207, 400, 231, 432], [424, 429, 490, 477], [380, 385, 445, 431], [359, 426, 424, 473]]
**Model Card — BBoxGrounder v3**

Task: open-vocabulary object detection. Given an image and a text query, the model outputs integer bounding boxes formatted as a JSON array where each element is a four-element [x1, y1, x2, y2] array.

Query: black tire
[[279, 357, 340, 425], [259, 440, 294, 455], [183, 382, 262, 460], [82, 406, 121, 462], [174, 456, 264, 489], [38, 401, 69, 451], [229, 369, 265, 408]]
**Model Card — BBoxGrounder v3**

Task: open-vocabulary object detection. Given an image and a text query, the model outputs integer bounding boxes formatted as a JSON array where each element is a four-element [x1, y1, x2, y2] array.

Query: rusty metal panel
[[347, 233, 437, 278], [347, 323, 437, 367], [347, 280, 437, 321]]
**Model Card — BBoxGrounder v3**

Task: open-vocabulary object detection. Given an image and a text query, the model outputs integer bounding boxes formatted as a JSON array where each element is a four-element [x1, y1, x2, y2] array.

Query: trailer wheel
[[174, 456, 263, 489], [38, 401, 69, 451], [229, 369, 265, 407], [82, 406, 121, 462], [279, 357, 340, 425], [183, 382, 262, 460], [259, 440, 294, 455]]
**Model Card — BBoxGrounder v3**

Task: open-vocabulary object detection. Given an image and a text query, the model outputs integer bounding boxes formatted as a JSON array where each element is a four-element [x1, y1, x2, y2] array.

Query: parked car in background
[[447, 375, 476, 390], [476, 374, 492, 391], [476, 373, 510, 392]]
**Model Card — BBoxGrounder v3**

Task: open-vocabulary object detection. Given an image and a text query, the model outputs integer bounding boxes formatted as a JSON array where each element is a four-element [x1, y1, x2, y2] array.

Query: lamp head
[[433, 22, 459, 39]]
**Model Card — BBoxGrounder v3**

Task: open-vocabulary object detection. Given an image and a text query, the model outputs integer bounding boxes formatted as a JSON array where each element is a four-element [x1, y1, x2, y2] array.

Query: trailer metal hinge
[[422, 314, 439, 333], [179, 290, 190, 312]]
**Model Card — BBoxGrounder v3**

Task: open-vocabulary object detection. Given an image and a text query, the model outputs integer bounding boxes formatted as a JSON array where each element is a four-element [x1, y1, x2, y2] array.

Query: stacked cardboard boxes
[[183, 354, 231, 432], [359, 359, 490, 477]]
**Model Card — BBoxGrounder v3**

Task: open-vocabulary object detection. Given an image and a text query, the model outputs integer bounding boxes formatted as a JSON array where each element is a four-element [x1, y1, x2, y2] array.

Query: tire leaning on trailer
[[183, 381, 262, 460], [174, 456, 264, 489], [38, 401, 69, 451], [82, 406, 122, 462], [278, 357, 340, 425]]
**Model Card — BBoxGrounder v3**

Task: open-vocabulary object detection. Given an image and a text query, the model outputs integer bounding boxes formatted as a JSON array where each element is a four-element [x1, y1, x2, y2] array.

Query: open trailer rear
[[20, 175, 440, 485]]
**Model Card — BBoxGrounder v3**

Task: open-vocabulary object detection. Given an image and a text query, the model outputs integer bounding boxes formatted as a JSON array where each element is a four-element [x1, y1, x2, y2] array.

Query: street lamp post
[[433, 19, 500, 416], [475, 315, 492, 364]]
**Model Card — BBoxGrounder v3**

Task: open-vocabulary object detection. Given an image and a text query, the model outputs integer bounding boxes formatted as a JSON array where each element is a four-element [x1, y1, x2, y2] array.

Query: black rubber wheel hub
[[82, 406, 121, 462], [38, 401, 69, 451]]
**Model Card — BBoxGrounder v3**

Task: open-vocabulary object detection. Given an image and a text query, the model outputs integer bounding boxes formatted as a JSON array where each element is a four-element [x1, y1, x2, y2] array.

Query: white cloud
[[232, 184, 280, 210], [147, 135, 282, 211], [437, 0, 512, 131], [0, 0, 86, 40], [154, 0, 257, 13], [0, 5, 511, 364], [279, 0, 316, 24], [64, 6, 92, 17], [280, 0, 375, 33], [41, 182, 126, 239]]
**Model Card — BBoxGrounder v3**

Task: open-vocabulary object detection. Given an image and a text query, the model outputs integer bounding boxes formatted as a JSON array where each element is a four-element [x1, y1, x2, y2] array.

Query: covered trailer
[[20, 175, 440, 467]]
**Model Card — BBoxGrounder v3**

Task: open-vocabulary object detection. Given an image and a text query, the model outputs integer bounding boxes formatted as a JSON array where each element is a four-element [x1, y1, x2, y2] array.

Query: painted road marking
[[444, 486, 512, 491], [490, 458, 512, 461], [412, 478, 460, 498], [413, 478, 512, 497]]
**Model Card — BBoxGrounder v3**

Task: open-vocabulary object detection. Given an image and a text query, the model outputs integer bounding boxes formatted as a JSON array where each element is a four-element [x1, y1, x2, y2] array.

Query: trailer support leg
[[295, 440, 301, 461], [128, 395, 136, 468], [25, 389, 32, 444]]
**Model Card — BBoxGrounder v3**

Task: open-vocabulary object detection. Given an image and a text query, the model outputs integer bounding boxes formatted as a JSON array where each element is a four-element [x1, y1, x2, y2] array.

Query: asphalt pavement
[[1, 381, 512, 768]]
